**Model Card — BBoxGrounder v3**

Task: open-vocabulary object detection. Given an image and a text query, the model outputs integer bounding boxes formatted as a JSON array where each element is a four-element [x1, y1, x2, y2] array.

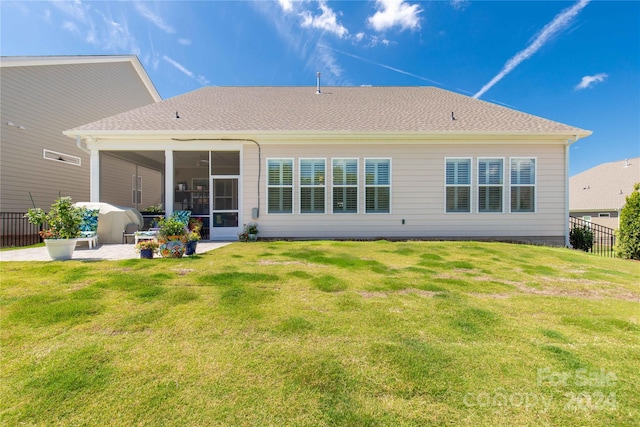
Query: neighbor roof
[[66, 86, 590, 137], [0, 55, 161, 102], [570, 157, 640, 211]]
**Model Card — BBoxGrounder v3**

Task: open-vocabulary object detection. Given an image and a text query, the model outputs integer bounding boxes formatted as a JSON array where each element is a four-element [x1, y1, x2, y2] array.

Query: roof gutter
[[565, 134, 580, 247]]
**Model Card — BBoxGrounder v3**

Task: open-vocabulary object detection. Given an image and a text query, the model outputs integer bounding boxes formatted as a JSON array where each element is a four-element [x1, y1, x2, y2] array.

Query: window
[[510, 158, 536, 212], [332, 158, 358, 213], [445, 158, 471, 213], [365, 159, 391, 213], [478, 158, 504, 213], [299, 159, 325, 213], [132, 175, 142, 205], [267, 159, 293, 214]]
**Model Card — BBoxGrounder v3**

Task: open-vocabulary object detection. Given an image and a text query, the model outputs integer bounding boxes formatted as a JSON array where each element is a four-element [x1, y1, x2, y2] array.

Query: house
[[64, 85, 591, 245], [0, 55, 162, 215], [570, 157, 639, 229]]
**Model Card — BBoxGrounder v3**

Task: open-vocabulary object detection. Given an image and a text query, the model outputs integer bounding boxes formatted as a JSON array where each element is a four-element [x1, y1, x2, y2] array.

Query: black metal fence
[[569, 216, 616, 257], [0, 212, 42, 248]]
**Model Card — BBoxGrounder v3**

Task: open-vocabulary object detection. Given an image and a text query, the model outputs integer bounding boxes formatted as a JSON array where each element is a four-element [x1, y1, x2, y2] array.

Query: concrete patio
[[0, 241, 232, 262]]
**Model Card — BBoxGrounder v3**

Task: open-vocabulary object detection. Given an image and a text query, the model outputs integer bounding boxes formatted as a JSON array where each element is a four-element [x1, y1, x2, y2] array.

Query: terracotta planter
[[44, 238, 77, 260], [159, 235, 186, 258]]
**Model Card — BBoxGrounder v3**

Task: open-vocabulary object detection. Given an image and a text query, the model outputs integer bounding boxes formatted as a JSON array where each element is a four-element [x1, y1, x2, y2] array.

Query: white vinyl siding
[[365, 158, 391, 213], [510, 158, 536, 213], [446, 158, 471, 213], [299, 158, 325, 214], [478, 158, 504, 213], [332, 158, 358, 214], [267, 158, 293, 214], [0, 60, 158, 212], [240, 143, 566, 245]]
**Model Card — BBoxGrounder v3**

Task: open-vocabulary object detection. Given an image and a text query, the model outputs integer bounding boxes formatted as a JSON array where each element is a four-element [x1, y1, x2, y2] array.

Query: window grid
[[445, 158, 471, 213], [332, 158, 358, 214], [267, 158, 293, 214], [132, 175, 142, 205], [365, 158, 391, 214], [299, 159, 326, 214], [478, 158, 504, 213], [510, 158, 536, 213]]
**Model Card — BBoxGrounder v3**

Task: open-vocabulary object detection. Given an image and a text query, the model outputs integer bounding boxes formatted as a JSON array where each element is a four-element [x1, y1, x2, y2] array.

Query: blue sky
[[2, 0, 638, 176]]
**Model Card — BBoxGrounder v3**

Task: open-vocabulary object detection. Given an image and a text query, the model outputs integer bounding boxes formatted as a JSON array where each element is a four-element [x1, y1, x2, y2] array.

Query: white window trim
[[298, 158, 326, 215], [132, 175, 142, 205], [43, 149, 81, 166], [364, 157, 392, 214], [331, 157, 359, 214], [444, 157, 472, 214], [266, 158, 294, 215], [509, 157, 537, 214], [477, 157, 505, 214]]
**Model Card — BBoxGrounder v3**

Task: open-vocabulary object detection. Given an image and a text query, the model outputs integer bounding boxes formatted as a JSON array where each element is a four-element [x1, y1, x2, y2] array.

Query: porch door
[[210, 176, 240, 240]]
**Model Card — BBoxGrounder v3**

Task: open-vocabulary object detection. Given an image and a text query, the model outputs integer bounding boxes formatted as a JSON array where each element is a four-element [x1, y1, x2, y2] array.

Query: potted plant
[[135, 239, 159, 259], [239, 222, 258, 242], [157, 216, 187, 258], [246, 222, 259, 242], [185, 218, 203, 255], [24, 196, 83, 260]]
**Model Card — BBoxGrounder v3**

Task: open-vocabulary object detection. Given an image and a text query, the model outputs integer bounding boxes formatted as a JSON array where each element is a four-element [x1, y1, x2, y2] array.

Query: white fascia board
[[64, 129, 586, 144]]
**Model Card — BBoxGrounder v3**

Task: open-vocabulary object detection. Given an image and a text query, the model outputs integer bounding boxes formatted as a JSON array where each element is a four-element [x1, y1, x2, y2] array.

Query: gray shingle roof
[[570, 157, 640, 211], [67, 86, 590, 136]]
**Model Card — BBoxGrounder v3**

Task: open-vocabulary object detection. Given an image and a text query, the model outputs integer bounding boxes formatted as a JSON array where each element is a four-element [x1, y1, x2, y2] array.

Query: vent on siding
[[43, 149, 81, 166]]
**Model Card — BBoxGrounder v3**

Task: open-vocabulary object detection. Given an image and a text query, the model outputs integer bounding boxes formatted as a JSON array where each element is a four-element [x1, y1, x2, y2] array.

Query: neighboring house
[[0, 55, 162, 215], [64, 86, 591, 245], [569, 157, 639, 229]]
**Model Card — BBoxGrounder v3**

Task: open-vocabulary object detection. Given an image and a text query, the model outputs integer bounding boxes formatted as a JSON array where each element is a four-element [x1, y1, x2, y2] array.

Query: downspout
[[76, 135, 91, 154], [565, 135, 580, 247]]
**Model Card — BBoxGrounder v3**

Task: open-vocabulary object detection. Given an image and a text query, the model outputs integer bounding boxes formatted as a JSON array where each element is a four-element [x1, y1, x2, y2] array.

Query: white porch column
[[165, 150, 174, 217], [90, 149, 100, 202]]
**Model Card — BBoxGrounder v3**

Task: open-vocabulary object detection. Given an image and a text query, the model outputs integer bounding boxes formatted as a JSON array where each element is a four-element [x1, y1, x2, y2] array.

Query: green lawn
[[1, 241, 638, 426]]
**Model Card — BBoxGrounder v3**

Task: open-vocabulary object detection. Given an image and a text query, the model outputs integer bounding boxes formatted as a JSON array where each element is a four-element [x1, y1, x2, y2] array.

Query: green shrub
[[570, 225, 594, 252], [615, 183, 640, 260]]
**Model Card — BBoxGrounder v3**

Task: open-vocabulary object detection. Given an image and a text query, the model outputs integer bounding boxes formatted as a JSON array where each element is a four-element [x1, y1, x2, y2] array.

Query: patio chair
[[122, 223, 139, 244], [76, 208, 99, 249]]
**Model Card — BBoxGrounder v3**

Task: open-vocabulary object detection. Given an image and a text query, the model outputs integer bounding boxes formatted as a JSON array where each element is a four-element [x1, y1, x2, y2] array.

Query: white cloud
[[368, 0, 422, 32], [277, 0, 294, 12], [450, 0, 469, 11], [49, 0, 89, 24], [300, 1, 348, 38], [163, 55, 209, 86], [321, 44, 443, 86], [62, 21, 80, 36], [163, 55, 194, 78], [575, 73, 608, 90], [178, 38, 191, 46], [134, 1, 175, 34], [473, 0, 590, 99], [43, 9, 51, 22]]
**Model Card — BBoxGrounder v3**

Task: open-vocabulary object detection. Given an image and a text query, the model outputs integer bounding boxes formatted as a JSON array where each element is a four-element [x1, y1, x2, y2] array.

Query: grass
[[1, 241, 638, 426]]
